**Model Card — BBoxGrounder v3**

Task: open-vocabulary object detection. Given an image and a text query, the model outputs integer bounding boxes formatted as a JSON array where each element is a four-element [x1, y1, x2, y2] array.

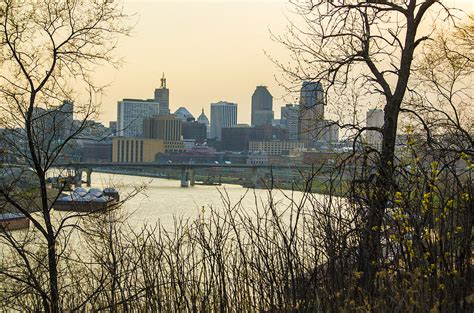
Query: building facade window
[[135, 141, 139, 163], [117, 140, 121, 162], [126, 140, 129, 162], [140, 141, 144, 162], [120, 140, 125, 162]]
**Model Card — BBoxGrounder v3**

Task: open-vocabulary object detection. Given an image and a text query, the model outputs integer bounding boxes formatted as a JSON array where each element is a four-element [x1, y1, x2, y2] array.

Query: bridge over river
[[53, 162, 338, 188]]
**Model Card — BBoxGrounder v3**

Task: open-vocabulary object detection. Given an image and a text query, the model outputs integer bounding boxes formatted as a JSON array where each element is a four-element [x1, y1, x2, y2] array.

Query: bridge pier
[[189, 169, 195, 187], [74, 169, 83, 188], [252, 167, 258, 188], [180, 167, 189, 188], [85, 168, 92, 187]]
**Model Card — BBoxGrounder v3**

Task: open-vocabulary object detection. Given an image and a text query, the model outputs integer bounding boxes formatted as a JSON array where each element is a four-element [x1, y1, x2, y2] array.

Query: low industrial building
[[302, 151, 350, 166], [247, 152, 268, 165], [221, 124, 289, 152], [249, 140, 305, 156], [164, 140, 186, 152], [182, 121, 206, 143], [112, 137, 165, 163], [82, 142, 112, 163]]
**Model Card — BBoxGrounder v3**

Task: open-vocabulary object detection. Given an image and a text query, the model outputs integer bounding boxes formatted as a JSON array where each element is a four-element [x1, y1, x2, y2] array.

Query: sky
[[95, 0, 473, 125], [96, 0, 291, 125]]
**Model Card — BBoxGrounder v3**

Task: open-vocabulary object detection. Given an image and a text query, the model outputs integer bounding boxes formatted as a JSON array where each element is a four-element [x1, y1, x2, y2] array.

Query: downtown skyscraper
[[298, 81, 325, 146], [366, 108, 384, 150], [251, 86, 273, 126], [281, 104, 299, 141], [210, 101, 237, 140], [117, 99, 160, 137], [154, 73, 170, 115]]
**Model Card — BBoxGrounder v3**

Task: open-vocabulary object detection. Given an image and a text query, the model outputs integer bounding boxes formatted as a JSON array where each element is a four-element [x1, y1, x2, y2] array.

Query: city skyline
[[92, 0, 472, 126], [1, 1, 472, 310], [92, 0, 297, 124]]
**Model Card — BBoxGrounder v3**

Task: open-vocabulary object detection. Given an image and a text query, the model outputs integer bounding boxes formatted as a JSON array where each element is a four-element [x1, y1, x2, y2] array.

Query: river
[[86, 172, 314, 230]]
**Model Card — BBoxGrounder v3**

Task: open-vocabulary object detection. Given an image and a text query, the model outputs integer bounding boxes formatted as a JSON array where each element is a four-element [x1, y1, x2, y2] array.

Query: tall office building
[[366, 109, 384, 150], [298, 81, 325, 147], [154, 73, 170, 115], [315, 120, 339, 144], [197, 108, 210, 138], [109, 121, 117, 136], [117, 98, 160, 137], [143, 114, 182, 141], [281, 104, 299, 140], [31, 100, 74, 142], [143, 114, 184, 152], [58, 100, 74, 138], [251, 86, 273, 126], [300, 81, 324, 117], [210, 101, 237, 140]]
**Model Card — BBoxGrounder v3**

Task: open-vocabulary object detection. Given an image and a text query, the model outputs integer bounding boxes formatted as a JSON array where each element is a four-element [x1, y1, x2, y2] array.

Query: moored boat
[[0, 213, 30, 231], [54, 187, 119, 212]]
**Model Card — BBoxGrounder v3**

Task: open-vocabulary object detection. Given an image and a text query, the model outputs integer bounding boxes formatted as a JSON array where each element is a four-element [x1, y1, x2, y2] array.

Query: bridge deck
[[53, 162, 332, 171]]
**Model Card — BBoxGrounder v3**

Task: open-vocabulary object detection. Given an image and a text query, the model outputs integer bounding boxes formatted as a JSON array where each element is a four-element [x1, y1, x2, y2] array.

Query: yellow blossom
[[353, 271, 363, 279]]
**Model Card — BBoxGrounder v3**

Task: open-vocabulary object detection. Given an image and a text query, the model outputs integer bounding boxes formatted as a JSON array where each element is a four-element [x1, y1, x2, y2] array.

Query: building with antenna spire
[[154, 73, 170, 115]]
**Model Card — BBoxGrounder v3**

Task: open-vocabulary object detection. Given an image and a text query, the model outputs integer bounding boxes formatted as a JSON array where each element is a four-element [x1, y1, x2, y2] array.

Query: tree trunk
[[47, 236, 60, 313], [41, 173, 60, 313], [359, 100, 399, 295], [358, 8, 419, 295]]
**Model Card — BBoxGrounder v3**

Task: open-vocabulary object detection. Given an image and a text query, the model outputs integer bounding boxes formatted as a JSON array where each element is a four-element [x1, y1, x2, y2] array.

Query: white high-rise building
[[210, 101, 237, 140], [281, 104, 299, 140], [117, 98, 160, 137], [366, 108, 384, 149], [315, 120, 339, 144]]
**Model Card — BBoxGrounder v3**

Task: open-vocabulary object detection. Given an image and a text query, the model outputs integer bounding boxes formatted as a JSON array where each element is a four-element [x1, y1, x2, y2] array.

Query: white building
[[210, 101, 237, 140], [366, 109, 384, 149], [315, 120, 339, 144], [249, 140, 305, 156], [117, 98, 160, 137], [247, 152, 268, 165], [281, 104, 299, 140]]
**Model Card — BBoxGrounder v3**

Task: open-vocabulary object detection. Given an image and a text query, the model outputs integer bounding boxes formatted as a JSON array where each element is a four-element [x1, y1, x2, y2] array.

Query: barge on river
[[0, 213, 30, 231], [54, 187, 120, 212]]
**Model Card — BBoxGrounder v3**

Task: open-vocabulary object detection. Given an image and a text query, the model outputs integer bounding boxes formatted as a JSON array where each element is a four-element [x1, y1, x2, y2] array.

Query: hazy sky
[[96, 0, 290, 124], [95, 0, 473, 125]]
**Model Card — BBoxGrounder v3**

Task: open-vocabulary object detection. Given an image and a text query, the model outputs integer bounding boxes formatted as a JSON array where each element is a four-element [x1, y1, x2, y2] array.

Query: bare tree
[[272, 0, 469, 293], [0, 0, 130, 311]]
